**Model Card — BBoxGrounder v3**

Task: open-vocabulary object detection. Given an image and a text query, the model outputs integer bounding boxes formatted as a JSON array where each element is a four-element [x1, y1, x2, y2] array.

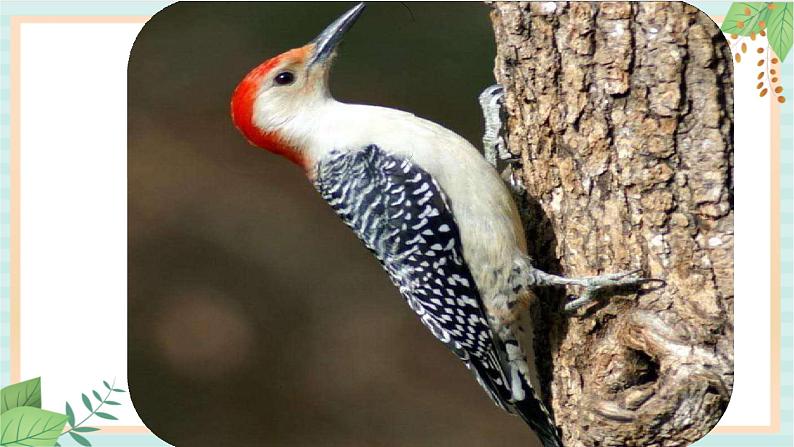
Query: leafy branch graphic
[[0, 377, 125, 447], [59, 379, 126, 447], [722, 2, 792, 104]]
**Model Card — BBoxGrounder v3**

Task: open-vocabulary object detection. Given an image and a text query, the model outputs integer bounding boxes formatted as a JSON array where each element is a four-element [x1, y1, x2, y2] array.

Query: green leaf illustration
[[1, 377, 42, 413], [0, 406, 68, 446], [768, 3, 793, 61], [95, 412, 118, 420], [68, 432, 91, 447], [81, 393, 92, 412], [64, 402, 75, 427], [721, 2, 769, 35], [50, 379, 126, 445]]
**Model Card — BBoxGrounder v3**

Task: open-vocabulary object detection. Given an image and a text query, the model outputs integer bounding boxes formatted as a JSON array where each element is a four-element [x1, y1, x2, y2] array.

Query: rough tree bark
[[488, 2, 734, 446]]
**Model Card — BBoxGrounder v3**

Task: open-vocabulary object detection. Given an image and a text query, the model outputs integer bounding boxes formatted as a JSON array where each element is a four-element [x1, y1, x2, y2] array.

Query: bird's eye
[[274, 71, 295, 86]]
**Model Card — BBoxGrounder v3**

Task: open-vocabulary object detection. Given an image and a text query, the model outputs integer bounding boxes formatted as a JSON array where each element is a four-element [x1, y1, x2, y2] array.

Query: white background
[[721, 33, 772, 426], [18, 22, 770, 428], [20, 22, 144, 427]]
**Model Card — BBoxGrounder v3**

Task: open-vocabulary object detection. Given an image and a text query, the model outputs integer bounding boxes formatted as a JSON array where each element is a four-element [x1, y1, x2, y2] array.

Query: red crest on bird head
[[230, 3, 366, 171], [231, 46, 311, 168]]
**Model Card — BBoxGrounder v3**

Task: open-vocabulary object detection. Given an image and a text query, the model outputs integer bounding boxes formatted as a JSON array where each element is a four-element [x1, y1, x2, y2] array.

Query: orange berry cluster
[[729, 31, 786, 104]]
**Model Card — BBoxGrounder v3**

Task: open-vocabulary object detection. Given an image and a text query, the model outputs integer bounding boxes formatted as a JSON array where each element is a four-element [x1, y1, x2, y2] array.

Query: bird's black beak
[[308, 3, 365, 67]]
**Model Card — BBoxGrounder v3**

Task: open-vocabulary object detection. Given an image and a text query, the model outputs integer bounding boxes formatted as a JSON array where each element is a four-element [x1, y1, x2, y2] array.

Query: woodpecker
[[231, 4, 644, 446]]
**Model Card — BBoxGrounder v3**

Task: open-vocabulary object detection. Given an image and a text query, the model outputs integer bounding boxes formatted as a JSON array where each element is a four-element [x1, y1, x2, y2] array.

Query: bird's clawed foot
[[480, 84, 504, 101], [533, 268, 655, 313], [479, 84, 512, 168], [562, 269, 648, 312]]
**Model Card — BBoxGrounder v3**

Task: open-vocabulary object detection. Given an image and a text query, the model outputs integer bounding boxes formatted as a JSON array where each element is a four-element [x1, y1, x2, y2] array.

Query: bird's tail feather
[[512, 382, 563, 447], [469, 357, 562, 447]]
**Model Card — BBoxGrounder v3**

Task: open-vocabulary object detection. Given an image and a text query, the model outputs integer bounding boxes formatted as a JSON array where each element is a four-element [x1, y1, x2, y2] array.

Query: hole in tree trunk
[[625, 349, 659, 388]]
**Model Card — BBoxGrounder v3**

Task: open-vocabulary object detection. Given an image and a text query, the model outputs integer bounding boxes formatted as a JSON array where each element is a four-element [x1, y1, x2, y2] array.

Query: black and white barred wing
[[314, 146, 496, 360], [313, 146, 564, 447]]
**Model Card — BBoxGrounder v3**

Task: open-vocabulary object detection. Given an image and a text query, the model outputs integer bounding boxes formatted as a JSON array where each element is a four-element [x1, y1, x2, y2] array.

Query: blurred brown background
[[129, 2, 537, 445]]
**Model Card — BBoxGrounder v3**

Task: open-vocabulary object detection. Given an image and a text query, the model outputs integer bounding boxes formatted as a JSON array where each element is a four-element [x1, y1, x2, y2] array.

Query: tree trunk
[[488, 2, 734, 446]]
